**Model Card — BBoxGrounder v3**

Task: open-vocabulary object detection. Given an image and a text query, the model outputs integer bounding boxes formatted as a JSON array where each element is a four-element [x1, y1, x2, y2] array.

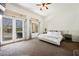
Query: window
[[2, 17, 12, 41], [32, 23, 38, 33]]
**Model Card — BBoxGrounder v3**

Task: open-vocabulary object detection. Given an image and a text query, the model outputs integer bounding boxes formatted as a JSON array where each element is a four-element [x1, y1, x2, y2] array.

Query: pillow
[[47, 32, 61, 35], [47, 32, 52, 35], [47, 32, 62, 38]]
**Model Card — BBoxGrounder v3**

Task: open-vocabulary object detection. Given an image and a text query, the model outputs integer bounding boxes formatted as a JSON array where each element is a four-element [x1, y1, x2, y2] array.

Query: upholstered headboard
[[48, 30, 69, 35]]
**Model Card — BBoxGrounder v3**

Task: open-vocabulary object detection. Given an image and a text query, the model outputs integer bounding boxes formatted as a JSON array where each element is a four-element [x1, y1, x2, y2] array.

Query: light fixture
[[36, 3, 51, 11]]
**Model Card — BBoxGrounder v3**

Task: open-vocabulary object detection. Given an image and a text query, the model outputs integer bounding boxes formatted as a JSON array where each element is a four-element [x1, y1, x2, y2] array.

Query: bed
[[37, 31, 63, 46]]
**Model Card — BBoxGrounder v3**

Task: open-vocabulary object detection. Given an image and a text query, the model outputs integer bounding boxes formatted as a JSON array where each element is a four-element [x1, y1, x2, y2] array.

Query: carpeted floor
[[0, 39, 79, 56]]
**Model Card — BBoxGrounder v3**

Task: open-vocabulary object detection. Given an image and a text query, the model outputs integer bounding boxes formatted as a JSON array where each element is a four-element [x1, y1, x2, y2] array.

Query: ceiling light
[[36, 3, 51, 11]]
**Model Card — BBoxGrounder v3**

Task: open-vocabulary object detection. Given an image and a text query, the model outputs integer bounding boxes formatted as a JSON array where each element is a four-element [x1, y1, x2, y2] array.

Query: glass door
[[2, 17, 12, 41], [16, 20, 23, 39]]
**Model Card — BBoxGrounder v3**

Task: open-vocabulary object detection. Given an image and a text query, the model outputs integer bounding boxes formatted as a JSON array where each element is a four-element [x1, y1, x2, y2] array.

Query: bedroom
[[0, 3, 79, 56]]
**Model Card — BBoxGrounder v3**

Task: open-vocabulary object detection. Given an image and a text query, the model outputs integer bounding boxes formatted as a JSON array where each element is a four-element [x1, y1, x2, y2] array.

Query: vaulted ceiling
[[18, 3, 54, 17], [8, 3, 79, 18]]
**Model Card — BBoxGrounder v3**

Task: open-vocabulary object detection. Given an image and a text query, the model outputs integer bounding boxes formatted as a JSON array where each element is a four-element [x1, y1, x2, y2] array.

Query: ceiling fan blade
[[44, 6, 48, 9], [46, 7, 48, 9], [46, 3, 51, 5], [36, 4, 41, 6]]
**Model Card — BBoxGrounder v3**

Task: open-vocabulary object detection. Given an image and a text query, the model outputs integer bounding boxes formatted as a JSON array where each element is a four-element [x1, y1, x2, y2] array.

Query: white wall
[[45, 4, 79, 32], [0, 4, 5, 44], [44, 3, 79, 42], [0, 14, 2, 44]]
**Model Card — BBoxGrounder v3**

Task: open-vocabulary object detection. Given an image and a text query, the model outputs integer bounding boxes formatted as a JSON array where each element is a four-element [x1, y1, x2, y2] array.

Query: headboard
[[48, 30, 69, 35], [49, 30, 62, 32]]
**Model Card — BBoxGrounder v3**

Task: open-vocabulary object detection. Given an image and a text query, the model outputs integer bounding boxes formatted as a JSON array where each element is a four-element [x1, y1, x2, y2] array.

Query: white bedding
[[38, 32, 63, 46]]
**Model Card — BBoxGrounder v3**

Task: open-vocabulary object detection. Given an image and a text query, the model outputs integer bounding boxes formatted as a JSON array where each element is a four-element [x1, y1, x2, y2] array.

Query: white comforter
[[38, 32, 63, 46]]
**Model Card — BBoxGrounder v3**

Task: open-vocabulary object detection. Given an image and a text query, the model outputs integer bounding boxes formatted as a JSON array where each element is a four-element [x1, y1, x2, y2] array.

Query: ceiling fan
[[36, 3, 51, 10]]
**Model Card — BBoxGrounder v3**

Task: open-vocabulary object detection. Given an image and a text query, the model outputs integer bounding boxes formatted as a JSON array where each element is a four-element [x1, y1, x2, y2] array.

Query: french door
[[2, 16, 24, 44], [2, 17, 13, 43], [16, 20, 24, 39]]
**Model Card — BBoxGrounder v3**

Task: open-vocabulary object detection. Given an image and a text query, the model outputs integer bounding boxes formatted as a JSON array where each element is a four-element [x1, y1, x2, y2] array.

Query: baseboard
[[1, 39, 26, 47]]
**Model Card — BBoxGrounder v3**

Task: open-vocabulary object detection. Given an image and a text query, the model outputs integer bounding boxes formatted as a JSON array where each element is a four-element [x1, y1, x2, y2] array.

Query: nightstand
[[63, 34, 72, 40], [43, 32, 47, 34]]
